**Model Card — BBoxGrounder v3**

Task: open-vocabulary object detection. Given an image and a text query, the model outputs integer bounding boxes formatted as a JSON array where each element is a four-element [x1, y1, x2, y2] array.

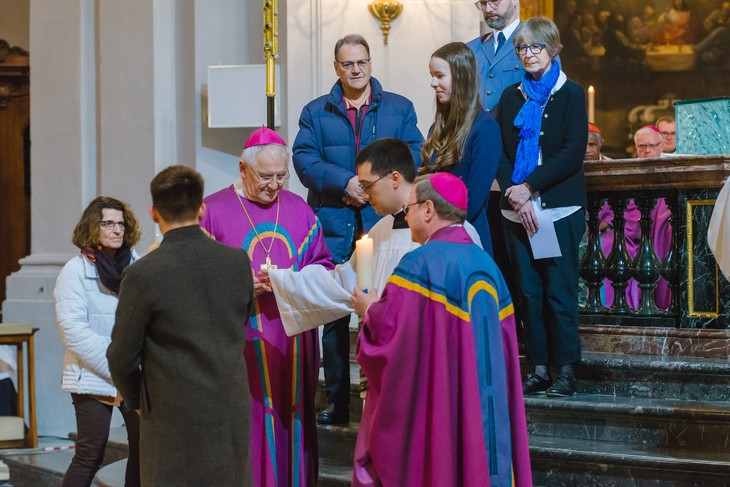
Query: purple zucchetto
[[243, 127, 287, 149], [430, 173, 468, 211]]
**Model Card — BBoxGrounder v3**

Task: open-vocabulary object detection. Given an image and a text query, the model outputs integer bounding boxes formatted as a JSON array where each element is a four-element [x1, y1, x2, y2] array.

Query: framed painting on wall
[[520, 0, 554, 19], [551, 0, 729, 157]]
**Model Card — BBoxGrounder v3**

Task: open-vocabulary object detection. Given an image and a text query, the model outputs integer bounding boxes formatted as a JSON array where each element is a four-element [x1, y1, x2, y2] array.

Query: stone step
[[2, 449, 70, 487], [530, 435, 730, 487], [526, 393, 730, 450], [576, 352, 730, 401], [92, 459, 126, 487], [520, 351, 730, 401], [317, 423, 358, 466], [318, 460, 353, 487]]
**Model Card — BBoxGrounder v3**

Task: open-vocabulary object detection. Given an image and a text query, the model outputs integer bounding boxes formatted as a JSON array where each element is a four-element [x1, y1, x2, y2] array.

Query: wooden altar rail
[[580, 155, 730, 327]]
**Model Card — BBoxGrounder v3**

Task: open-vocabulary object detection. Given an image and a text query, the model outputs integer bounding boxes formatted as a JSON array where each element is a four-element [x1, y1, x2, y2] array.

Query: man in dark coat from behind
[[108, 165, 254, 486]]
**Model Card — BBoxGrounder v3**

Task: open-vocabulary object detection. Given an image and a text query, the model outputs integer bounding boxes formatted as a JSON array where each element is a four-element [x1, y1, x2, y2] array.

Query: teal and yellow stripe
[[296, 220, 322, 271], [291, 334, 302, 486], [252, 337, 279, 485], [387, 274, 471, 322]]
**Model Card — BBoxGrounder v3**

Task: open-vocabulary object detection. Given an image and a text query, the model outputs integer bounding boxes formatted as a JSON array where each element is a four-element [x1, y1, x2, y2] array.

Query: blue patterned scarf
[[512, 58, 561, 184]]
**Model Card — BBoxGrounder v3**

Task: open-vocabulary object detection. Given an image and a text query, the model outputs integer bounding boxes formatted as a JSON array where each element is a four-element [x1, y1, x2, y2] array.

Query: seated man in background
[[584, 123, 612, 161], [634, 125, 666, 158], [656, 116, 677, 154]]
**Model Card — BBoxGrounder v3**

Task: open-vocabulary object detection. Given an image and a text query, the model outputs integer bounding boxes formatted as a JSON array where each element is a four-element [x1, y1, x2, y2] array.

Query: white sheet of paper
[[528, 210, 562, 259]]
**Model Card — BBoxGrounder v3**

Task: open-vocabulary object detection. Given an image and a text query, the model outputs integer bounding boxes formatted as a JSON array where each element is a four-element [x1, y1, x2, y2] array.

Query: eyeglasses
[[474, 0, 503, 10], [247, 165, 290, 185], [515, 44, 547, 56], [335, 59, 371, 70], [636, 142, 662, 150], [359, 172, 391, 196], [660, 131, 676, 137], [402, 201, 424, 215], [99, 220, 125, 230]]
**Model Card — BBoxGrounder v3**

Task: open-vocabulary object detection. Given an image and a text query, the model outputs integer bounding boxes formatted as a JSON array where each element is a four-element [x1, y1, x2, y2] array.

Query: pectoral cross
[[260, 255, 277, 271]]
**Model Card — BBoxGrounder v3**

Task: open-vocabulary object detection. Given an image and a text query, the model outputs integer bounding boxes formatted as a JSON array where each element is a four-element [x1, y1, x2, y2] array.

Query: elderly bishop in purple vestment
[[200, 128, 333, 487], [352, 173, 532, 487]]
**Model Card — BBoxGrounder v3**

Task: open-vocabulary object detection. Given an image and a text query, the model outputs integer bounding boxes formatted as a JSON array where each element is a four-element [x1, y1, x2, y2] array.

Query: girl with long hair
[[421, 41, 502, 254]]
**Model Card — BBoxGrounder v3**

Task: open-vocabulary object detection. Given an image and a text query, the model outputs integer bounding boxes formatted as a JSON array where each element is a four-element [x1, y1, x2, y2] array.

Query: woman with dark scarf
[[54, 196, 141, 487], [494, 17, 588, 398]]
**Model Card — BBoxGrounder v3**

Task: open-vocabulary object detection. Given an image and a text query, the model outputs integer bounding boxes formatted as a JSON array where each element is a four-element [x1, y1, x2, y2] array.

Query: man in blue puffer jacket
[[293, 33, 423, 425]]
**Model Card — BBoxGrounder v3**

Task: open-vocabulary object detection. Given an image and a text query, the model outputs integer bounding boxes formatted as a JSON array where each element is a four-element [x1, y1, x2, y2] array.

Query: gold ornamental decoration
[[368, 0, 403, 46]]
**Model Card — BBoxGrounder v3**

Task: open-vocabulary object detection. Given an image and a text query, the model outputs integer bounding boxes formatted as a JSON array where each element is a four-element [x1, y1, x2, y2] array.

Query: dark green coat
[[108, 225, 254, 486]]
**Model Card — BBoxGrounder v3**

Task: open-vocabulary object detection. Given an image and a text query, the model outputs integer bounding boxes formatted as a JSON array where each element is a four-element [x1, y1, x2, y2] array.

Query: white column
[[4, 0, 197, 437], [2, 0, 98, 437]]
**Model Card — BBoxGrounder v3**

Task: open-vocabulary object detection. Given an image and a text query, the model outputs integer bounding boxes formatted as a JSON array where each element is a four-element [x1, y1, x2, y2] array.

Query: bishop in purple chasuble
[[353, 226, 532, 487], [201, 185, 333, 487]]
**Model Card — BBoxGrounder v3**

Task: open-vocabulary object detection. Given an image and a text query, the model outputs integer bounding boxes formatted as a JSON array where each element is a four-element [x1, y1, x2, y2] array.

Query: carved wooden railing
[[580, 155, 730, 328]]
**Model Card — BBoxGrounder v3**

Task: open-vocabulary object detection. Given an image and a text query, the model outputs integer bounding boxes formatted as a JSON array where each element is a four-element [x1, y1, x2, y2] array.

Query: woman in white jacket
[[55, 196, 141, 487]]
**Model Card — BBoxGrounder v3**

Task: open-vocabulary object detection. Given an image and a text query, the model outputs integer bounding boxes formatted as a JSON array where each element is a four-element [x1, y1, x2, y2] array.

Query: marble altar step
[[526, 393, 730, 450], [574, 352, 730, 401], [1, 449, 70, 487], [529, 435, 730, 487]]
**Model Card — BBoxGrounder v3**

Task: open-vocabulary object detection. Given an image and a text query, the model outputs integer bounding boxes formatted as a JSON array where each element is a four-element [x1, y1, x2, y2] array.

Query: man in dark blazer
[[108, 165, 254, 486]]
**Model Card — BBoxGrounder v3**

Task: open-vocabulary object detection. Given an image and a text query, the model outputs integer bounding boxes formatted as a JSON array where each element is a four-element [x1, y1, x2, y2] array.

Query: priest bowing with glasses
[[200, 127, 333, 487]]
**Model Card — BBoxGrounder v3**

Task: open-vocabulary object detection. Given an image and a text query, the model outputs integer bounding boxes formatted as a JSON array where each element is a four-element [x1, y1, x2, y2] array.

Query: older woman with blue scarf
[[495, 17, 588, 398]]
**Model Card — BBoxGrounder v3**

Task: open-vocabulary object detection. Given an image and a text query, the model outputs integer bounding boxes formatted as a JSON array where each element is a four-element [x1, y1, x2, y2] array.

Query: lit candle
[[356, 234, 374, 292], [588, 85, 595, 123]]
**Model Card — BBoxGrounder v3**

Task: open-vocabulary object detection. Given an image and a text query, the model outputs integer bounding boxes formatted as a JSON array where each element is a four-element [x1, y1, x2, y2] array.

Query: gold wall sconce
[[368, 0, 403, 46]]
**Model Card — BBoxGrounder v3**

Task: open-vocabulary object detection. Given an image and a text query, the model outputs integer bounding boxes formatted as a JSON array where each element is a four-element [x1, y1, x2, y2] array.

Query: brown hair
[[150, 165, 204, 222], [420, 42, 480, 175], [71, 196, 141, 249]]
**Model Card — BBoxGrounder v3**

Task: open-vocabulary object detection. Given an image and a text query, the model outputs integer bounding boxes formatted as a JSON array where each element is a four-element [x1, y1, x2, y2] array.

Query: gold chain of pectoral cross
[[234, 187, 280, 271]]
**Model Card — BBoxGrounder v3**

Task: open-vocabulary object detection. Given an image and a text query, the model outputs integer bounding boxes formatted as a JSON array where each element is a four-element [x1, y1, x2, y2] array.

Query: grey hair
[[334, 34, 371, 59], [513, 16, 563, 58], [634, 127, 662, 145], [240, 144, 290, 168], [413, 175, 466, 224]]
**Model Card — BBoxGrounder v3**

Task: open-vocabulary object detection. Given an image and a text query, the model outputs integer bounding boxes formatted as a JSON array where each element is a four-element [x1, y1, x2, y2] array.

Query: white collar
[[497, 18, 520, 41]]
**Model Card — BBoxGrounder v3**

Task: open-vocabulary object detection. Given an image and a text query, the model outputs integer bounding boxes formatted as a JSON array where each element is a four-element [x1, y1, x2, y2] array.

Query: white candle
[[588, 85, 595, 124], [356, 234, 374, 292]]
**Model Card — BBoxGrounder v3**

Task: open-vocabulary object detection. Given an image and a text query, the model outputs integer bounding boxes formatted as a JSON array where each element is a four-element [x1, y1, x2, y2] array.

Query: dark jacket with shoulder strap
[[292, 76, 423, 263], [495, 78, 588, 210]]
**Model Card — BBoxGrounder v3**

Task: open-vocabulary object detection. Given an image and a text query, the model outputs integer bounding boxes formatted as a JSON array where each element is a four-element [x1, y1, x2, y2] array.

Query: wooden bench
[[0, 323, 38, 448]]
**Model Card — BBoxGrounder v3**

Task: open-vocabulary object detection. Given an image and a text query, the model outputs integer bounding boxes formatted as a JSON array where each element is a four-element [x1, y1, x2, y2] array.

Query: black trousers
[[62, 393, 141, 487], [320, 315, 351, 409], [502, 209, 585, 366], [488, 190, 522, 341], [0, 377, 18, 415]]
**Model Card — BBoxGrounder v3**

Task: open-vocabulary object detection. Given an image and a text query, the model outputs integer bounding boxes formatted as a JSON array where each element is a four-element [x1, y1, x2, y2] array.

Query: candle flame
[[588, 85, 595, 93]]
